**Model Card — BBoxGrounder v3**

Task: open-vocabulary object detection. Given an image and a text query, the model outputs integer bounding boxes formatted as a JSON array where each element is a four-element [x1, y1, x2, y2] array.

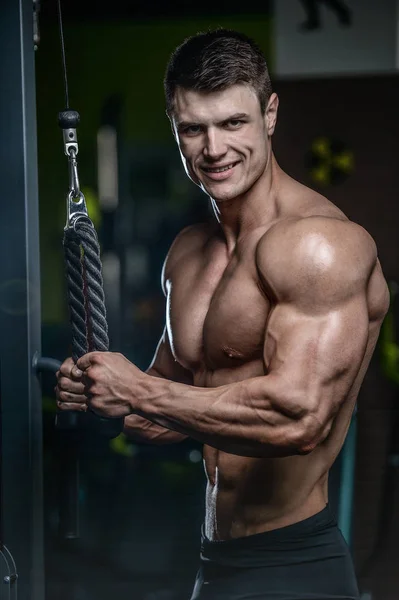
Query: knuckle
[[89, 399, 101, 413], [63, 361, 76, 377], [87, 367, 98, 381], [59, 377, 69, 389], [92, 367, 101, 379]]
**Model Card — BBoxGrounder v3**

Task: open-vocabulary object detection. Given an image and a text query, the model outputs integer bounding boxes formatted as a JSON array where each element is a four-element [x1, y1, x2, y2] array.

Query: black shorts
[[190, 505, 360, 600]]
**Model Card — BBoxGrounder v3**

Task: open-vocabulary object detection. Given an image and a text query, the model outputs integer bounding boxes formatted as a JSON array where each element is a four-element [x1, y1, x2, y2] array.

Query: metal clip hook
[[65, 190, 90, 231], [65, 149, 89, 230], [68, 149, 80, 196]]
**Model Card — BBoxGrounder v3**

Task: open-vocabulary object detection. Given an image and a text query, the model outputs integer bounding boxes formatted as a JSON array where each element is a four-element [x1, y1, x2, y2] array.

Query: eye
[[182, 125, 202, 136], [226, 119, 244, 129]]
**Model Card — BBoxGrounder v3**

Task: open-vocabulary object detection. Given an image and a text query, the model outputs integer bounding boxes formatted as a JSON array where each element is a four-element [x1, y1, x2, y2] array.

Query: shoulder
[[258, 215, 376, 258], [256, 216, 377, 307], [161, 222, 214, 293]]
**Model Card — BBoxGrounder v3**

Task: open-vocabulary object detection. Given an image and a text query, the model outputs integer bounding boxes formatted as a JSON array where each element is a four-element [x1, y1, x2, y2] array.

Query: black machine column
[[0, 0, 45, 598]]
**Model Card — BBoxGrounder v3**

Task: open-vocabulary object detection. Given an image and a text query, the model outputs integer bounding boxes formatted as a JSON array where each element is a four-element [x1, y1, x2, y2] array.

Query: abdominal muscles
[[197, 359, 331, 541]]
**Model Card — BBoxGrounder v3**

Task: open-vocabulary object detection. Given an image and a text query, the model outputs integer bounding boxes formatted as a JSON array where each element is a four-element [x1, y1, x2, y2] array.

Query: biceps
[[264, 298, 369, 414], [148, 327, 193, 384]]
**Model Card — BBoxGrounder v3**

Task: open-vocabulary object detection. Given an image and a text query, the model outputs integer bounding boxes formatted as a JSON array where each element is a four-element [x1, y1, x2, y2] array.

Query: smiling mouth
[[201, 161, 239, 174]]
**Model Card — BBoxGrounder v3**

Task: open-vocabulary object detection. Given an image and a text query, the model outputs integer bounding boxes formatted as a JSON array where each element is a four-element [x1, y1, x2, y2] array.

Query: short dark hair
[[164, 29, 273, 116]]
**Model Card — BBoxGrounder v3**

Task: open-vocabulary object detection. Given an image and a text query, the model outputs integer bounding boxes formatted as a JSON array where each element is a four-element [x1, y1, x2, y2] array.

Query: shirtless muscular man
[[56, 29, 390, 599]]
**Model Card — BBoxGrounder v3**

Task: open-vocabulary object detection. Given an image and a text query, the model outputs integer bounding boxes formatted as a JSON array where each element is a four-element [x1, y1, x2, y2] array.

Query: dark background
[[30, 1, 399, 598]]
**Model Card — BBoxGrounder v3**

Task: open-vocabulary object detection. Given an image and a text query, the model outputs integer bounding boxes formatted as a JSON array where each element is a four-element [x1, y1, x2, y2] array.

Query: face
[[170, 84, 278, 202]]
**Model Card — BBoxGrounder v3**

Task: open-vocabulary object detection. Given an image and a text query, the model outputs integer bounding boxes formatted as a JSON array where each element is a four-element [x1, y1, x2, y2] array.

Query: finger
[[55, 387, 87, 405], [76, 352, 100, 373], [58, 377, 85, 394], [71, 365, 83, 379], [59, 357, 83, 381], [59, 357, 74, 375], [56, 399, 87, 412]]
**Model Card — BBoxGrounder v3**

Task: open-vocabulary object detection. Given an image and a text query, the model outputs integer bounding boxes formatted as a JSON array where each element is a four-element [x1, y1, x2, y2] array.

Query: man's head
[[164, 29, 273, 116], [164, 29, 278, 202]]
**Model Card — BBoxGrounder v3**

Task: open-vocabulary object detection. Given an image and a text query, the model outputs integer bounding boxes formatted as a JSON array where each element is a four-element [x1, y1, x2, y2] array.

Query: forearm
[[135, 375, 306, 458], [123, 413, 188, 444], [123, 366, 187, 444]]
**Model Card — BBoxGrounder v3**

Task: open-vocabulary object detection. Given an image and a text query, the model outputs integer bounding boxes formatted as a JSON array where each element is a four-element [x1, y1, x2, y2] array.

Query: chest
[[166, 253, 270, 371]]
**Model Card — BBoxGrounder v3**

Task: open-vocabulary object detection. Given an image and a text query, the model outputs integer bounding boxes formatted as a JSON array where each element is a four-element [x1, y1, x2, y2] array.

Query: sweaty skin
[[57, 84, 390, 542]]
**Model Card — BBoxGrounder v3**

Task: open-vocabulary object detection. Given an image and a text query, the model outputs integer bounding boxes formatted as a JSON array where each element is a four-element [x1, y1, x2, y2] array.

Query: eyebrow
[[177, 113, 249, 130]]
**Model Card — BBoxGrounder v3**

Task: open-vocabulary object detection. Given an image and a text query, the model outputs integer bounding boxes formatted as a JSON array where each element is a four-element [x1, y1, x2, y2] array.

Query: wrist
[[132, 371, 168, 416]]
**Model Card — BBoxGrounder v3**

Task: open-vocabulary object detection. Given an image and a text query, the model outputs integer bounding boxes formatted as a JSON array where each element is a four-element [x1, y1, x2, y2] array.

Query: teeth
[[205, 163, 235, 173]]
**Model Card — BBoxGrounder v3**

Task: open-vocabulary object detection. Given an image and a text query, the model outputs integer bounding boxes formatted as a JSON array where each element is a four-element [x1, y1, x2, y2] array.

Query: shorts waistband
[[200, 505, 341, 567]]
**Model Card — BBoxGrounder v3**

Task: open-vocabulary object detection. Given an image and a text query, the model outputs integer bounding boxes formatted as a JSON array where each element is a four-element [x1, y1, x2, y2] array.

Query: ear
[[265, 93, 279, 136]]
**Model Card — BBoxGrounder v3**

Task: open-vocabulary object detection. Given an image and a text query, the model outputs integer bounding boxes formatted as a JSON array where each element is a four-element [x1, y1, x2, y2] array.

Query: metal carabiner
[[68, 148, 80, 195], [65, 189, 90, 231], [65, 148, 90, 230]]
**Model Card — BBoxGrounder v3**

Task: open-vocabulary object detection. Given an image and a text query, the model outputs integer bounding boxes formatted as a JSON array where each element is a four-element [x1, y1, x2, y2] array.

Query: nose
[[203, 128, 227, 161]]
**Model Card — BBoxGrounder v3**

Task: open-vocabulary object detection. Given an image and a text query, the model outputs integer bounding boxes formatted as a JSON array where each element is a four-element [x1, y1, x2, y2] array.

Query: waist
[[200, 504, 347, 568]]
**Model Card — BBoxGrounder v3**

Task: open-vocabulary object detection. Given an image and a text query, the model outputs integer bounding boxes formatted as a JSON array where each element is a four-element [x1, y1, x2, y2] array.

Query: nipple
[[223, 346, 244, 360]]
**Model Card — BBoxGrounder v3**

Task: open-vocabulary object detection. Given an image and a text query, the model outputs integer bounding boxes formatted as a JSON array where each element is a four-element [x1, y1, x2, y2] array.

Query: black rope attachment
[[57, 108, 124, 439], [62, 216, 123, 439]]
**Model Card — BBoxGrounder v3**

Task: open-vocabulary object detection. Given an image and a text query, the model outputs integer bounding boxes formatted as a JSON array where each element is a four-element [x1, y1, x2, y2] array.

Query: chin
[[203, 183, 246, 203], [211, 192, 237, 202]]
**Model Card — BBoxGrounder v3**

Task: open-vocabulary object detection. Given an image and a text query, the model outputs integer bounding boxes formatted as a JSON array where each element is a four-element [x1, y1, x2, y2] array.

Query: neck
[[211, 154, 282, 253]]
